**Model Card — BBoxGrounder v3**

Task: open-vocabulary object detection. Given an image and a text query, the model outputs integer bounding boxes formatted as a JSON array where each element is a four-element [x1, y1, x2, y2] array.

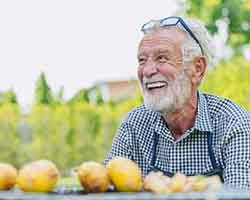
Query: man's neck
[[163, 92, 198, 140]]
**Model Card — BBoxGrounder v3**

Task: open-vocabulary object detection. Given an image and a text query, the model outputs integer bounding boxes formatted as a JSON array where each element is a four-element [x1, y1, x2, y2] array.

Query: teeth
[[146, 81, 167, 89]]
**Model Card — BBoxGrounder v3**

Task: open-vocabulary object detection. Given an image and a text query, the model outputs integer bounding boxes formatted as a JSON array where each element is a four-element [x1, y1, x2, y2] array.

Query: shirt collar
[[153, 111, 174, 141], [194, 91, 213, 133]]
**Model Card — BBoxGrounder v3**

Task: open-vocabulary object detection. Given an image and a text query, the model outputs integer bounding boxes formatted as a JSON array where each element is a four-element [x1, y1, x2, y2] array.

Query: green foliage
[[68, 103, 101, 165], [68, 88, 89, 104], [95, 105, 124, 161], [0, 104, 21, 166], [87, 86, 104, 105], [185, 0, 250, 51], [200, 56, 250, 109], [1, 89, 18, 104], [34, 72, 54, 105], [53, 86, 65, 105], [95, 88, 104, 105]]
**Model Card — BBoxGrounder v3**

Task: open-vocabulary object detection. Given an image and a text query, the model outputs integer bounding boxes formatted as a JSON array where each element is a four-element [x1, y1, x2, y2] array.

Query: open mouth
[[145, 81, 168, 90]]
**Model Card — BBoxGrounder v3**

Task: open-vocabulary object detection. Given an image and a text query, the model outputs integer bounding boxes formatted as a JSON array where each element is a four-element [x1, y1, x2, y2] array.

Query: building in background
[[88, 79, 140, 103]]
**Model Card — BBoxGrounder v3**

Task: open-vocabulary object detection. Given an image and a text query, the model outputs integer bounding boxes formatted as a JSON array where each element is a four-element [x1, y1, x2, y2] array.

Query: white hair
[[178, 18, 215, 68]]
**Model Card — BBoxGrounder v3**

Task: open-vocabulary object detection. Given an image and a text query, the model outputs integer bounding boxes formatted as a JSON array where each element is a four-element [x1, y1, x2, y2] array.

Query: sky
[[0, 0, 180, 105]]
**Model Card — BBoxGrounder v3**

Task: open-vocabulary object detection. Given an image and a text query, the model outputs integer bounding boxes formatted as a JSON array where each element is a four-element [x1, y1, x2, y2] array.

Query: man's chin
[[144, 100, 171, 113], [143, 92, 174, 111], [145, 104, 175, 116]]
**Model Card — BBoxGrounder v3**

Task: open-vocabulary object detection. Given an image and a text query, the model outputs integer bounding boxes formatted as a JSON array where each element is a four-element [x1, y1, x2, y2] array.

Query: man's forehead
[[138, 27, 185, 49]]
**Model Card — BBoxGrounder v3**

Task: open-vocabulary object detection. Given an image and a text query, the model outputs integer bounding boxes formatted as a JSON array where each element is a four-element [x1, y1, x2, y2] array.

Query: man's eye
[[138, 58, 146, 64], [157, 55, 168, 62]]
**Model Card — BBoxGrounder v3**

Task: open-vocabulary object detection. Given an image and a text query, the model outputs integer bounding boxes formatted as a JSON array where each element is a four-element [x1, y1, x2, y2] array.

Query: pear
[[107, 157, 142, 192], [143, 171, 171, 194], [17, 160, 59, 192], [168, 172, 187, 192], [0, 163, 17, 190], [77, 161, 110, 193]]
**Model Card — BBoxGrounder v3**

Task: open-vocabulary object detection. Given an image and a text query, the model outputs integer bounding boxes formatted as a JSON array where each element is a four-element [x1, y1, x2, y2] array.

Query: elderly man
[[105, 16, 250, 189]]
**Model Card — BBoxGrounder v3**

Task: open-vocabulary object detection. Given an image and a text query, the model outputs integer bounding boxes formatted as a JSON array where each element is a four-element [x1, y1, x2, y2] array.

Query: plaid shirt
[[104, 91, 250, 189]]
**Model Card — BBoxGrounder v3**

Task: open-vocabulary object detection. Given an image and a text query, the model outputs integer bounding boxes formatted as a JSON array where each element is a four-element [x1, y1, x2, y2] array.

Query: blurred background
[[0, 0, 249, 176]]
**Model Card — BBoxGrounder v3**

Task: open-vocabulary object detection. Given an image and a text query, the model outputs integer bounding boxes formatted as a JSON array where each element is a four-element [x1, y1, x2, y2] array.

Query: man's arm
[[103, 123, 133, 165], [223, 118, 250, 189]]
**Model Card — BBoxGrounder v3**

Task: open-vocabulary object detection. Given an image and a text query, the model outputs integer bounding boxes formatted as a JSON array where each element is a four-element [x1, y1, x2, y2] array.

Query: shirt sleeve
[[223, 118, 250, 189], [103, 123, 133, 165]]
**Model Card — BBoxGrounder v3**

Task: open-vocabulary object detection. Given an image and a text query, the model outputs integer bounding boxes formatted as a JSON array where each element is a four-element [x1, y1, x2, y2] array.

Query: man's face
[[137, 28, 192, 114]]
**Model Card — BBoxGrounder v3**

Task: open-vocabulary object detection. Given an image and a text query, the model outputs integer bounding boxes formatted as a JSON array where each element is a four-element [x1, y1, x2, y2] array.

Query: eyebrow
[[157, 49, 171, 55], [137, 53, 147, 59], [137, 49, 172, 59]]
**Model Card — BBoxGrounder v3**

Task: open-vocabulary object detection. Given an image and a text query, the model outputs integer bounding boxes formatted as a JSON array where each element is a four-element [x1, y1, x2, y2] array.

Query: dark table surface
[[0, 186, 250, 200]]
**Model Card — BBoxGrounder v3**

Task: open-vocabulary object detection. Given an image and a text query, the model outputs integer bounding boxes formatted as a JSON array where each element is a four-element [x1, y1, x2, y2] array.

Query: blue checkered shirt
[[104, 91, 250, 189]]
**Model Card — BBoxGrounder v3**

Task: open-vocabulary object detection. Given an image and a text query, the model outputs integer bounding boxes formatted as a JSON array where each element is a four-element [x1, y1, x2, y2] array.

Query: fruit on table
[[77, 161, 110, 193], [17, 160, 60, 192], [143, 171, 222, 194], [168, 172, 187, 192], [107, 157, 142, 192], [143, 171, 171, 194], [0, 163, 17, 190], [190, 175, 207, 192]]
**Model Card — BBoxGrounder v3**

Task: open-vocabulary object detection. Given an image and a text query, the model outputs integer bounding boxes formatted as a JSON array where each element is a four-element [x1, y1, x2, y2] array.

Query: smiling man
[[104, 16, 250, 189]]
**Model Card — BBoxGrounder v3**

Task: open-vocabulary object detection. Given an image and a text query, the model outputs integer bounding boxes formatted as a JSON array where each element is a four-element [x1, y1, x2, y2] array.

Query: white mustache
[[142, 74, 169, 85]]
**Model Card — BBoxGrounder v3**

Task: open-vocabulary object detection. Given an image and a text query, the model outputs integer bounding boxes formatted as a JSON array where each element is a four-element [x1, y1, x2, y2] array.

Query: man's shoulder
[[203, 92, 249, 121], [121, 105, 159, 127]]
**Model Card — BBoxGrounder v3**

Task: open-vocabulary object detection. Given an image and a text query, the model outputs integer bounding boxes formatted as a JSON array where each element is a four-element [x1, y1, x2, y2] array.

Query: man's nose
[[143, 63, 158, 77]]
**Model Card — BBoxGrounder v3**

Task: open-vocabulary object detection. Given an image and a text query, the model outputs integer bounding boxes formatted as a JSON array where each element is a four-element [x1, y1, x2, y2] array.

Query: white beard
[[142, 68, 191, 115]]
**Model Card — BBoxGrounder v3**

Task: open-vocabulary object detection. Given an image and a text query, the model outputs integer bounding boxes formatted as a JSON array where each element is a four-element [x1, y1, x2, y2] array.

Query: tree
[[183, 0, 250, 53], [53, 86, 65, 105], [34, 72, 54, 105], [95, 87, 104, 105], [67, 88, 89, 104], [2, 89, 18, 104]]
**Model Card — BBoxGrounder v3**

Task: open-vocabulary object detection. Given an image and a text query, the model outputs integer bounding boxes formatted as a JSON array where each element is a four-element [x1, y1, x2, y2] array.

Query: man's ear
[[192, 56, 207, 84]]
